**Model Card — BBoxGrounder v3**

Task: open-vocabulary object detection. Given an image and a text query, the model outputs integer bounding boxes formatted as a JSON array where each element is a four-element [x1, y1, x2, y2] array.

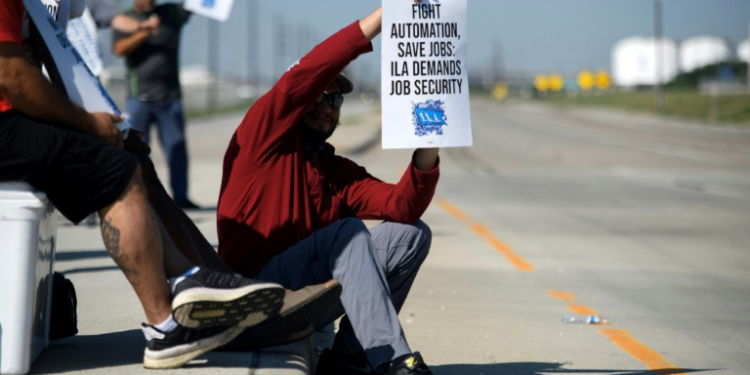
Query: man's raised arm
[[359, 8, 383, 41]]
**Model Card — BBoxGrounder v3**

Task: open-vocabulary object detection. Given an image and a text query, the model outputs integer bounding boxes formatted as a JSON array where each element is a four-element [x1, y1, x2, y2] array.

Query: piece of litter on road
[[405, 318, 414, 324]]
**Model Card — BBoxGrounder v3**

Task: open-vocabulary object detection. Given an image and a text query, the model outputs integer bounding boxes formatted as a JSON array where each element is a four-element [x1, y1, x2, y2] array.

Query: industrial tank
[[679, 36, 731, 73], [612, 37, 678, 87], [738, 38, 750, 63]]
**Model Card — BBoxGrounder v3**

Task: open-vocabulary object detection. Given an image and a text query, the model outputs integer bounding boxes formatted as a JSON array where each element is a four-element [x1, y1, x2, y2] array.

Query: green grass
[[545, 90, 750, 125]]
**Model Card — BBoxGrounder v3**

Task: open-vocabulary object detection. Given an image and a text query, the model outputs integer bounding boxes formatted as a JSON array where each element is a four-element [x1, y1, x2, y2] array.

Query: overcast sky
[[111, 0, 750, 82]]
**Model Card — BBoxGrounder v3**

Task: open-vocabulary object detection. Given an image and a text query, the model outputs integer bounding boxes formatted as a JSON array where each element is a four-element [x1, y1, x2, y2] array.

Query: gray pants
[[257, 218, 432, 369]]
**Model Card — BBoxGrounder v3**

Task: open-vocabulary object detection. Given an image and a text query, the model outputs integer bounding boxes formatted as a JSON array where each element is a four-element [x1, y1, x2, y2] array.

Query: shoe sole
[[172, 283, 285, 329], [221, 280, 342, 351], [143, 326, 245, 369]]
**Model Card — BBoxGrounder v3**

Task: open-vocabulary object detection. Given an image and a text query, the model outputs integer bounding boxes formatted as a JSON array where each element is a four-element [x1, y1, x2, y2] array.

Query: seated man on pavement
[[0, 0, 338, 369], [216, 3, 439, 375]]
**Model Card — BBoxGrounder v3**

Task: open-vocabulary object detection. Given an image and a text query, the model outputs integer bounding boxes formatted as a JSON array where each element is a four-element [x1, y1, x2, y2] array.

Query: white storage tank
[[738, 38, 750, 63], [679, 36, 731, 73], [612, 37, 679, 87]]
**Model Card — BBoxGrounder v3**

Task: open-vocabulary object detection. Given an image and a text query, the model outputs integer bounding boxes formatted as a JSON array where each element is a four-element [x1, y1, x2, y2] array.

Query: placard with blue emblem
[[381, 0, 472, 149], [185, 0, 236, 22]]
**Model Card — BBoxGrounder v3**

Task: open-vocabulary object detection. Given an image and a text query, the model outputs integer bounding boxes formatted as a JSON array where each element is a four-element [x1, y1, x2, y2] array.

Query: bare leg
[[98, 165, 194, 324], [128, 140, 232, 272]]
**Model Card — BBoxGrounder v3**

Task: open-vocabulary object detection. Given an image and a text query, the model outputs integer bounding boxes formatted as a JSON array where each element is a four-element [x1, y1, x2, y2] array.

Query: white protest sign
[[184, 0, 236, 22], [381, 0, 472, 149], [67, 10, 104, 77], [40, 0, 69, 29], [23, 0, 130, 135]]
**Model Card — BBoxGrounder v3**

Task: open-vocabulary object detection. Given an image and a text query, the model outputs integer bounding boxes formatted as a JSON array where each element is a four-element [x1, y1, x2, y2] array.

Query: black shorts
[[0, 111, 138, 224]]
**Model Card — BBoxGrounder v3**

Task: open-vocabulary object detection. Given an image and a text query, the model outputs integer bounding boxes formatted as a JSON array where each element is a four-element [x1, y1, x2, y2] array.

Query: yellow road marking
[[437, 200, 469, 221], [568, 305, 598, 316], [437, 199, 534, 272], [548, 290, 576, 302], [548, 294, 685, 373], [599, 329, 686, 374]]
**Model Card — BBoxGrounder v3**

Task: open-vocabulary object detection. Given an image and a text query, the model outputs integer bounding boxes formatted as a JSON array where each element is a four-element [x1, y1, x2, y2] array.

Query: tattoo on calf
[[101, 218, 140, 286]]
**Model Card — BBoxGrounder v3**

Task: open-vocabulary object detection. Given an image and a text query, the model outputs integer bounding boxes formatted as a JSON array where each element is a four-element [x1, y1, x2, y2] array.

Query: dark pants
[[127, 98, 189, 203], [257, 218, 432, 369]]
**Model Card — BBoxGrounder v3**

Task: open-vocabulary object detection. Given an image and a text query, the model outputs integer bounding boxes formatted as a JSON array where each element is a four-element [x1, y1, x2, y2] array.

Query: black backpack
[[49, 272, 78, 341]]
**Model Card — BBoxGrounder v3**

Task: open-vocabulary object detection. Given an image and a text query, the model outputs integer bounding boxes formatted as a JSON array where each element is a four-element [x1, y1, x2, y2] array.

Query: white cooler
[[0, 182, 57, 375]]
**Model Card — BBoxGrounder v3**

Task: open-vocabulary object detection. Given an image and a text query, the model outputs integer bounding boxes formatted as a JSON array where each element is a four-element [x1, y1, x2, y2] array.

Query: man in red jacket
[[217, 4, 438, 375]]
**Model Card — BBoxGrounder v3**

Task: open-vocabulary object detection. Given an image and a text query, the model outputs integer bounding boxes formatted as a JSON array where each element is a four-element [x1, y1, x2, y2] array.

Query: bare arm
[[360, 1, 421, 41], [414, 148, 439, 171], [359, 8, 383, 41], [0, 42, 123, 146], [111, 14, 159, 34], [112, 29, 151, 56]]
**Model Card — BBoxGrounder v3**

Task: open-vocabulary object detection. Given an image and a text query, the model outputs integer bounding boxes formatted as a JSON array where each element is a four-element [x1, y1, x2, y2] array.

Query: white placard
[[23, 0, 130, 134], [381, 0, 472, 149], [66, 10, 104, 76], [184, 0, 236, 22]]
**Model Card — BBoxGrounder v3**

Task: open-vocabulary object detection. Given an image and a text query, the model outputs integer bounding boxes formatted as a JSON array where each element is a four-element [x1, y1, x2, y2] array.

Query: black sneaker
[[172, 269, 284, 329], [388, 352, 432, 375], [141, 323, 244, 369], [316, 348, 375, 375]]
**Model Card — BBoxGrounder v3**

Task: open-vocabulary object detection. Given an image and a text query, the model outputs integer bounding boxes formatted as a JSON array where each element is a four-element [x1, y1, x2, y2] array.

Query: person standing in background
[[67, 0, 159, 78], [113, 0, 199, 209]]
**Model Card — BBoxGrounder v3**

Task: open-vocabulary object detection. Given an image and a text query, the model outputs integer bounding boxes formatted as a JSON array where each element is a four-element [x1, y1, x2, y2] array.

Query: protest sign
[[381, 0, 472, 149], [23, 0, 130, 135], [66, 10, 104, 77], [185, 0, 236, 22], [40, 0, 69, 29]]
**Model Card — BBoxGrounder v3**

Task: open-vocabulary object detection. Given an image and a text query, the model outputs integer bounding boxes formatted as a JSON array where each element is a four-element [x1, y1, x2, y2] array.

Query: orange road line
[[548, 290, 576, 302], [599, 329, 686, 374], [437, 200, 469, 221], [508, 254, 535, 272], [568, 305, 598, 316], [469, 224, 534, 271], [488, 237, 515, 255], [437, 200, 534, 272]]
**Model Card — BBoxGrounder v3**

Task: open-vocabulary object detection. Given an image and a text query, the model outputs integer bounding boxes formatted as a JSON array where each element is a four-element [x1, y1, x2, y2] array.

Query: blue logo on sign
[[202, 0, 215, 8], [413, 100, 447, 137]]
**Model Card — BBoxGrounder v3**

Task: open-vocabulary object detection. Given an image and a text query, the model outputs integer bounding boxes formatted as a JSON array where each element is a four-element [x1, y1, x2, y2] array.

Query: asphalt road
[[343, 98, 750, 375], [42, 97, 749, 375]]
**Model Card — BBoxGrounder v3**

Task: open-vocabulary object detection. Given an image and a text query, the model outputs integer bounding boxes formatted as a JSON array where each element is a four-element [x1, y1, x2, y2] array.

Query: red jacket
[[217, 21, 440, 277], [0, 0, 24, 113]]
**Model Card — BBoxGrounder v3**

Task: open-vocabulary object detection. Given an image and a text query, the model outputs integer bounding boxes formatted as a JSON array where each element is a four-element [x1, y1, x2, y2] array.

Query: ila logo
[[412, 100, 447, 137], [202, 0, 215, 8]]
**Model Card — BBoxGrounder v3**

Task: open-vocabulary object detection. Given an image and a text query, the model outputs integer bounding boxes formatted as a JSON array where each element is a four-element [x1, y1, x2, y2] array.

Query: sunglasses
[[316, 93, 345, 109]]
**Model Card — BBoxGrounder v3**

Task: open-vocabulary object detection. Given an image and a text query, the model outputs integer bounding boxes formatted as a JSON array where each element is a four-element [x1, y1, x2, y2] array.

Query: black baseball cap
[[335, 73, 354, 94]]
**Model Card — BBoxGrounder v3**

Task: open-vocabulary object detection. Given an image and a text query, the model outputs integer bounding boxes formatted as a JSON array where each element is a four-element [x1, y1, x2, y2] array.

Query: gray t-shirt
[[113, 4, 190, 104]]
